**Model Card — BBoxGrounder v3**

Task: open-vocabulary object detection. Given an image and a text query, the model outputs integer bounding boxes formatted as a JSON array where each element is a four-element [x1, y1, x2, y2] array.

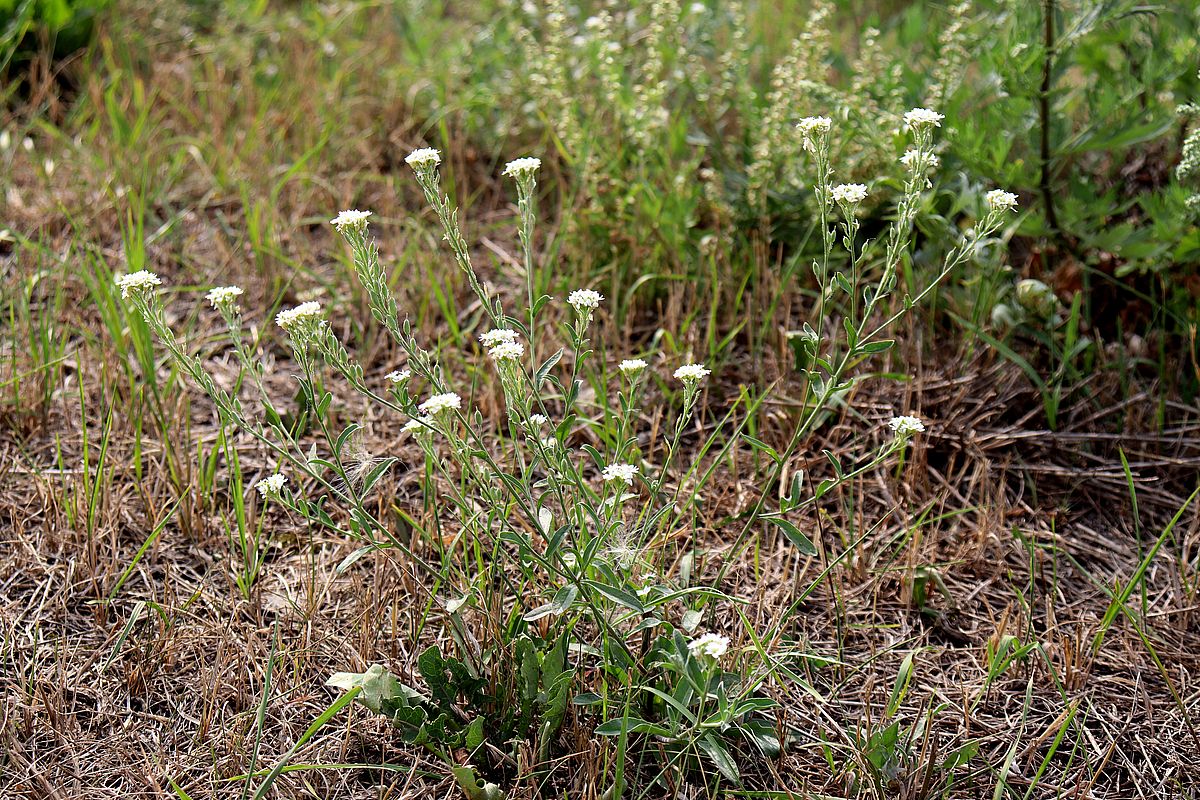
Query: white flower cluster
[[619, 358, 647, 374], [528, 413, 549, 427], [673, 363, 711, 383], [206, 285, 243, 310], [831, 183, 868, 206], [797, 116, 832, 153], [405, 148, 441, 169], [479, 328, 524, 362], [385, 369, 410, 384], [903, 107, 945, 129], [688, 632, 730, 660], [275, 301, 323, 333], [503, 157, 541, 179], [568, 289, 604, 311], [115, 270, 162, 299], [329, 209, 372, 232], [601, 463, 638, 485], [899, 149, 939, 172], [256, 473, 287, 498], [489, 341, 524, 362], [985, 189, 1019, 213], [403, 416, 434, 434], [479, 328, 518, 348], [888, 415, 925, 436], [419, 392, 462, 415]]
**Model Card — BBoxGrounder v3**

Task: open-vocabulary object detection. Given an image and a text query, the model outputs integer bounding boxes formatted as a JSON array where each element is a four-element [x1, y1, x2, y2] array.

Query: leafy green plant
[[592, 628, 781, 789], [1, 0, 110, 66], [329, 633, 571, 798], [115, 108, 1017, 793]]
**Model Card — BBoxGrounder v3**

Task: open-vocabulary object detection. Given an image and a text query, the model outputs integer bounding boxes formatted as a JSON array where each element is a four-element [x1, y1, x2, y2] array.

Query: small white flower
[[688, 632, 730, 660], [986, 189, 1019, 213], [275, 301, 323, 332], [903, 107, 945, 129], [831, 183, 868, 206], [405, 148, 441, 168], [899, 149, 939, 171], [888, 415, 925, 436], [539, 436, 560, 450], [796, 116, 832, 152], [797, 116, 832, 136], [0, 130, 10, 150], [673, 363, 711, 383], [568, 289, 604, 311], [115, 270, 162, 299], [601, 463, 639, 486], [479, 328, 519, 348], [329, 209, 372, 231], [619, 358, 648, 374], [419, 392, 462, 415], [256, 473, 287, 498], [43, 159, 55, 176], [403, 416, 434, 434], [489, 341, 524, 362], [528, 413, 549, 427], [22, 136, 33, 152], [206, 285, 244, 309], [502, 157, 541, 179], [385, 369, 411, 384]]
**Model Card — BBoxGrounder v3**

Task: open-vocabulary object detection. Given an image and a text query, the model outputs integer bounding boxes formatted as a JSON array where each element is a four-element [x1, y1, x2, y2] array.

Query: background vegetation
[[2, 0, 1199, 798]]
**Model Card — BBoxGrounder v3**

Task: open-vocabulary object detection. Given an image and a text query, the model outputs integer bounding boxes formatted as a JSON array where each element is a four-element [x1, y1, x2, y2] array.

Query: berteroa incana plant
[[115, 109, 1015, 796]]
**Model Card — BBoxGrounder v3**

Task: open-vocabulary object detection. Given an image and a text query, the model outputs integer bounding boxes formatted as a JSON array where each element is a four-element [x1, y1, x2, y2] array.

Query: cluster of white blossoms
[[888, 415, 925, 436], [831, 183, 869, 206], [255, 473, 287, 498], [275, 301, 323, 332], [568, 289, 604, 312], [528, 413, 549, 427], [329, 209, 372, 232], [502, 157, 541, 179], [405, 148, 441, 169], [688, 632, 730, 660], [796, 115, 832, 153], [489, 341, 524, 362], [385, 369, 410, 384], [903, 107, 945, 129], [619, 358, 648, 374], [601, 463, 639, 486], [478, 328, 524, 363], [479, 328, 518, 348], [673, 363, 711, 383], [986, 189, 1019, 213], [900, 149, 940, 172], [206, 285, 243, 310], [403, 416, 434, 434], [115, 270, 162, 299], [419, 392, 462, 416]]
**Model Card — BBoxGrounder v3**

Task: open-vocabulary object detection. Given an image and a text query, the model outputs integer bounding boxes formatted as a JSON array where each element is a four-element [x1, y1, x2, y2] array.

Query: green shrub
[[1, 0, 110, 61]]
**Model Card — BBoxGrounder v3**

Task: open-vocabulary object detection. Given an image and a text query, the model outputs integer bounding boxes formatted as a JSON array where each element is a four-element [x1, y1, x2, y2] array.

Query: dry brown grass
[[3, 3, 1200, 799]]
